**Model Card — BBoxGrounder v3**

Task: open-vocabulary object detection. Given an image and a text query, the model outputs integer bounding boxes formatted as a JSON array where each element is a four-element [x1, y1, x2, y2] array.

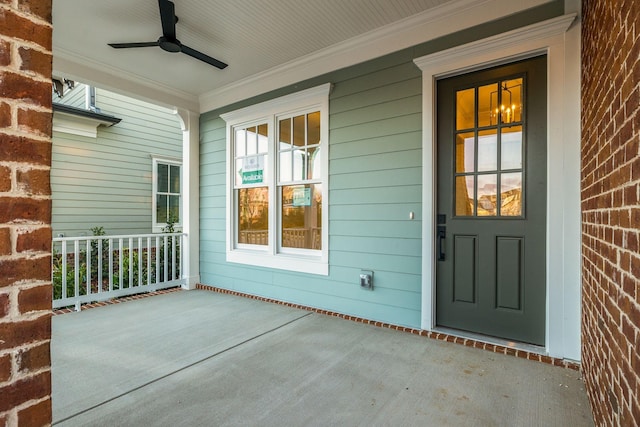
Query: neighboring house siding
[[200, 56, 424, 328], [52, 88, 182, 237], [53, 81, 86, 108]]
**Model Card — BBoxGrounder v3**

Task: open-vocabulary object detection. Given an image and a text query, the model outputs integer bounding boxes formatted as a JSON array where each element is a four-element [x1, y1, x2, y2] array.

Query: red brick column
[[581, 0, 640, 425], [0, 1, 53, 426]]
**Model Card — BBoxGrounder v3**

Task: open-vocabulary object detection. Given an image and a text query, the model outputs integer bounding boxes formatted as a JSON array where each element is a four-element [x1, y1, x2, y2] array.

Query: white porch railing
[[239, 227, 321, 249], [52, 233, 187, 310]]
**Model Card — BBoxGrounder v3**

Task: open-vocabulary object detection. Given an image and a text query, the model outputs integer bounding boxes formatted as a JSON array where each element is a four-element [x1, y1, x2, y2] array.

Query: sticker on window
[[292, 186, 311, 206], [242, 155, 264, 184]]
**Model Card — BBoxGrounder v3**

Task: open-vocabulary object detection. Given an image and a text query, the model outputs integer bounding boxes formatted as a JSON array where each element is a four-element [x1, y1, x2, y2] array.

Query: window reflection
[[501, 173, 522, 216], [477, 130, 497, 172], [478, 83, 498, 127], [501, 126, 522, 170], [455, 176, 475, 216], [237, 187, 269, 245], [456, 88, 474, 130], [281, 184, 322, 250], [456, 133, 474, 173], [477, 174, 498, 216], [454, 76, 525, 218]]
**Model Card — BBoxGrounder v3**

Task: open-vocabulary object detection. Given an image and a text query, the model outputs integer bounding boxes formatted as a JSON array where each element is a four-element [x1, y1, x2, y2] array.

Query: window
[[454, 77, 524, 217], [152, 157, 182, 232], [221, 84, 330, 275]]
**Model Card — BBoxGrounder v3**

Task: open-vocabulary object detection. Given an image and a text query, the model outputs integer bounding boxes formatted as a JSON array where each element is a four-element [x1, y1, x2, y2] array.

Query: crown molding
[[414, 13, 577, 74], [199, 0, 553, 113]]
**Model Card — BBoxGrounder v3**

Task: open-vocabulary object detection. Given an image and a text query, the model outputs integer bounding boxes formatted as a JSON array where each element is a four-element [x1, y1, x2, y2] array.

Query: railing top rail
[[53, 232, 186, 242]]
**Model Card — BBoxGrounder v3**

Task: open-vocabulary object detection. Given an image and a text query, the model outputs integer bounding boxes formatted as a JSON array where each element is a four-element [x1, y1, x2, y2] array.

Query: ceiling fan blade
[[109, 42, 159, 49], [181, 45, 228, 69], [158, 0, 177, 40]]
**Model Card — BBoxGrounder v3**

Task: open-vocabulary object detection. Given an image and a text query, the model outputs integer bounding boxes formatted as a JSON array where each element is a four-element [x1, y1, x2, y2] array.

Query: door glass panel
[[456, 88, 474, 130], [455, 175, 475, 216], [237, 187, 269, 245], [477, 174, 497, 216], [455, 132, 475, 173], [500, 78, 523, 124], [501, 126, 522, 170], [452, 75, 526, 218], [501, 172, 522, 216], [477, 130, 498, 172], [478, 83, 498, 127]]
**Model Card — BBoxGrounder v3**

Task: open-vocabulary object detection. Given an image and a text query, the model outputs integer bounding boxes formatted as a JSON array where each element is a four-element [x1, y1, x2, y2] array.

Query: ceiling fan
[[108, 0, 228, 69]]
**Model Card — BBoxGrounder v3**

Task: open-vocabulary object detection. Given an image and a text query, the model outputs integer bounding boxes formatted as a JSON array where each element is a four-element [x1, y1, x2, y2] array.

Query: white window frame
[[221, 84, 331, 275], [152, 156, 183, 233]]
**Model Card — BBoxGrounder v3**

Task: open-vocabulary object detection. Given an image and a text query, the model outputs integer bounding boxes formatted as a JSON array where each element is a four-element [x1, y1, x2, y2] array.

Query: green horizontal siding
[[52, 88, 182, 237], [199, 56, 423, 328], [197, 0, 566, 330]]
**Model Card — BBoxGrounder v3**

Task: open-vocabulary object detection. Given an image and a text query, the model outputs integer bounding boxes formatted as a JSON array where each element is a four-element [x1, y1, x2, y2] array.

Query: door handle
[[437, 225, 446, 261]]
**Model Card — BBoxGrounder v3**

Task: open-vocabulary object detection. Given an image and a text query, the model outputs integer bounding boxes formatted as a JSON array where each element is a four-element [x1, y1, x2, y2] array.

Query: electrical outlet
[[360, 270, 373, 290]]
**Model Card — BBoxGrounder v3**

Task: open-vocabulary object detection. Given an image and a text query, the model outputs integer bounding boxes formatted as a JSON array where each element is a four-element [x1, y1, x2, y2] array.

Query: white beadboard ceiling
[[52, 0, 551, 111]]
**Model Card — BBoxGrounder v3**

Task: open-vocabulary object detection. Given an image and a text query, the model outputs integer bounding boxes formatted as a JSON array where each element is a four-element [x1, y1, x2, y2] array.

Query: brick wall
[[0, 1, 53, 426], [581, 0, 640, 425]]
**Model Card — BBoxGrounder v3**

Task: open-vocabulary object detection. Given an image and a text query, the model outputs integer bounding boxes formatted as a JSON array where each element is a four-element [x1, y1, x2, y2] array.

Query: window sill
[[227, 249, 328, 276]]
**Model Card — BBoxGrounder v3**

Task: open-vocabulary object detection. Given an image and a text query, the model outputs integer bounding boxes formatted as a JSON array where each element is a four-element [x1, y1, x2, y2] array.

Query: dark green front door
[[436, 56, 547, 345]]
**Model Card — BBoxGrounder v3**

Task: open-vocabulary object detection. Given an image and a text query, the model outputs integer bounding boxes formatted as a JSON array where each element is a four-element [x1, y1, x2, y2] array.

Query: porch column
[[175, 109, 200, 289]]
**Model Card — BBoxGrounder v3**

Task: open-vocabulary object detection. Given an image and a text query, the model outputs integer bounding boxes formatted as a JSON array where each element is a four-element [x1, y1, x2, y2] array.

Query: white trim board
[[414, 14, 582, 361]]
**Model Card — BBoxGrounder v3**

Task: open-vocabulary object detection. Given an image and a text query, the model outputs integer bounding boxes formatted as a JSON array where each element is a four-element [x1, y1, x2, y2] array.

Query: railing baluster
[[155, 236, 160, 285], [128, 237, 133, 288], [61, 241, 67, 300], [108, 238, 113, 292], [118, 238, 123, 290], [98, 239, 103, 292], [86, 240, 92, 295], [146, 237, 151, 286], [73, 240, 80, 311], [171, 235, 176, 280], [73, 240, 80, 299], [137, 237, 142, 287], [179, 234, 184, 278], [164, 236, 168, 282]]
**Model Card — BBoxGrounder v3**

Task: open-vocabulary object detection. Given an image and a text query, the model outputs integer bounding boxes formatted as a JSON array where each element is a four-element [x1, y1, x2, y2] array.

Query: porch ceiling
[[52, 0, 454, 111]]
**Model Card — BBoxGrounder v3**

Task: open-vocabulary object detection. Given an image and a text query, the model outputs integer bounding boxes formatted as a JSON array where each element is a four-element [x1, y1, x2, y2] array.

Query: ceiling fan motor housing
[[158, 36, 181, 52]]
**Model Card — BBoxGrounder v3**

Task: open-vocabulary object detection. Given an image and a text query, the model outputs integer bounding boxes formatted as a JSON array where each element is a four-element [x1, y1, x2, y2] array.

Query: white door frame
[[414, 14, 581, 360]]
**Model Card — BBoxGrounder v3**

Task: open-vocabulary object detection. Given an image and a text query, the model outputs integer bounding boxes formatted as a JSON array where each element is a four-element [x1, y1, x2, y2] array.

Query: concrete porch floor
[[51, 289, 593, 426]]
